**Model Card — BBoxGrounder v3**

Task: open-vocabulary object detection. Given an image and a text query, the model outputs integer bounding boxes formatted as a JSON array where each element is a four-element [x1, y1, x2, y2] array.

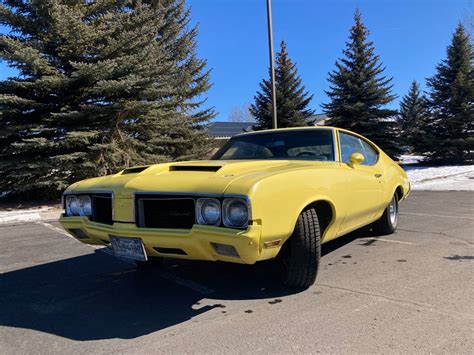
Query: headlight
[[196, 198, 221, 225], [65, 195, 80, 216], [78, 195, 92, 217], [223, 198, 249, 228]]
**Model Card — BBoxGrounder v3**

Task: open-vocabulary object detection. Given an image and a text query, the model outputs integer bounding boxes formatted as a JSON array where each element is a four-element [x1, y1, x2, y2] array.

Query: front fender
[[224, 166, 349, 255]]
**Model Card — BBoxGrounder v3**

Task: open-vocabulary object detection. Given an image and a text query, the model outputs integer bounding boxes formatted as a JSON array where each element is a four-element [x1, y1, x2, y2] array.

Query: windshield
[[212, 129, 335, 161]]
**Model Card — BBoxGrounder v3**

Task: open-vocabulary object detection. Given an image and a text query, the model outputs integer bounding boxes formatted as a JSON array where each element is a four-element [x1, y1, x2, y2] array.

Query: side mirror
[[349, 152, 364, 167]]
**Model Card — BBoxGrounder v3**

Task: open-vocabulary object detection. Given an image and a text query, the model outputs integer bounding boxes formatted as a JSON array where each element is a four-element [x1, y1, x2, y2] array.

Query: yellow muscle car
[[59, 127, 410, 288]]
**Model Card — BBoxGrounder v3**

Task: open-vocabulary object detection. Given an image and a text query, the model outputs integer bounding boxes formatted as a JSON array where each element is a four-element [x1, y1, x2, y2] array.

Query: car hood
[[67, 160, 335, 197]]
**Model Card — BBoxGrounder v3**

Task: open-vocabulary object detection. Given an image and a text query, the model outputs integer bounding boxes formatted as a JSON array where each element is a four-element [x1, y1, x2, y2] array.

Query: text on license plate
[[110, 236, 147, 261]]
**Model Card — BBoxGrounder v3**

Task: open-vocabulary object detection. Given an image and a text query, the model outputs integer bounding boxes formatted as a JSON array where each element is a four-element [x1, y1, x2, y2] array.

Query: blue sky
[[0, 0, 472, 121], [187, 0, 472, 120]]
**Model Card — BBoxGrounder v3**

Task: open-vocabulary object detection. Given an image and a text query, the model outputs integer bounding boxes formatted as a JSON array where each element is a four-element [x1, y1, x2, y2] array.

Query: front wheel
[[281, 207, 321, 288], [373, 194, 399, 235]]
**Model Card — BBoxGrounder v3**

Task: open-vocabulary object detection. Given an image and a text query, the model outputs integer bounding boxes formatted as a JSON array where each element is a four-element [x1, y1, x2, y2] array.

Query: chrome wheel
[[374, 193, 399, 235], [389, 196, 398, 227]]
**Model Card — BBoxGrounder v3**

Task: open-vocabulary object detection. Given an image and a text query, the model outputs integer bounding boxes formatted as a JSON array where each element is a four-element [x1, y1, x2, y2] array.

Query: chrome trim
[[133, 192, 221, 224], [332, 128, 339, 162], [111, 192, 115, 221], [133, 192, 252, 230], [132, 193, 136, 223], [133, 191, 222, 198], [389, 196, 398, 227], [215, 127, 338, 163], [62, 190, 115, 195], [264, 239, 282, 248]]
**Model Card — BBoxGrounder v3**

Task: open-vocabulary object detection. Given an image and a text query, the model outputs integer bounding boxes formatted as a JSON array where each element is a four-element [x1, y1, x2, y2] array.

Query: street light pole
[[266, 0, 277, 129]]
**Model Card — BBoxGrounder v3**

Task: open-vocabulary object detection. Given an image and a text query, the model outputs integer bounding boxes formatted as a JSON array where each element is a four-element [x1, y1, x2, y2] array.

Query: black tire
[[373, 194, 399, 235], [281, 207, 321, 288]]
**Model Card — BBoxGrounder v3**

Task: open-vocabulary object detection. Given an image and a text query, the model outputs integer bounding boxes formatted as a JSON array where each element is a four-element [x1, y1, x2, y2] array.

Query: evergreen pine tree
[[250, 41, 314, 129], [425, 24, 474, 164], [0, 0, 214, 199], [322, 9, 400, 159], [398, 80, 430, 153]]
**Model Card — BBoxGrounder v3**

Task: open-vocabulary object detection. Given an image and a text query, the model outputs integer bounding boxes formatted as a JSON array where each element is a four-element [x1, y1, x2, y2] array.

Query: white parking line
[[36, 221, 214, 295], [37, 221, 75, 239], [359, 237, 415, 245], [37, 221, 106, 250], [400, 212, 474, 220]]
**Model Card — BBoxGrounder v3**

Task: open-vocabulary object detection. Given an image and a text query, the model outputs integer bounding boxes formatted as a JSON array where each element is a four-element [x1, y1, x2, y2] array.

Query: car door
[[338, 131, 384, 234]]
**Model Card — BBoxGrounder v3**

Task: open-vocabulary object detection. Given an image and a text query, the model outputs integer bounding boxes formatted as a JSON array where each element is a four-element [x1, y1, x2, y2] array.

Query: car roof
[[233, 126, 382, 153]]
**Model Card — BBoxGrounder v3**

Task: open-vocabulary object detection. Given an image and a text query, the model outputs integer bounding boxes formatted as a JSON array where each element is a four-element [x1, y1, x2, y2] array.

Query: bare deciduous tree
[[228, 104, 255, 122], [463, 1, 474, 38]]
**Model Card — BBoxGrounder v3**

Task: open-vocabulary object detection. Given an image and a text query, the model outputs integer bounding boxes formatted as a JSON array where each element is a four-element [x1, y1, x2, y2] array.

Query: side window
[[359, 139, 379, 166], [339, 132, 363, 164], [339, 132, 379, 166]]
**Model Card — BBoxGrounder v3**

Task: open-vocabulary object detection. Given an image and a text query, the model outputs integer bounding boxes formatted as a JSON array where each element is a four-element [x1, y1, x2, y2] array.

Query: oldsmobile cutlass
[[60, 127, 410, 287]]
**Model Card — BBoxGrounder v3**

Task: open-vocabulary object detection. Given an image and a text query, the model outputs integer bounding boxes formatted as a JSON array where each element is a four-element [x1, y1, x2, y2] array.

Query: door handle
[[375, 173, 382, 178]]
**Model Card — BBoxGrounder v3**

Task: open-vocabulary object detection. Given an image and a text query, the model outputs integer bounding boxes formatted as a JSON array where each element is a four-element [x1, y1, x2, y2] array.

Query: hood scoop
[[121, 166, 150, 174], [169, 165, 221, 172]]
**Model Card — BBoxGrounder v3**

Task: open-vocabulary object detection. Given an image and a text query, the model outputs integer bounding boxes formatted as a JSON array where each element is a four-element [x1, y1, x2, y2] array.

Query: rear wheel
[[374, 194, 399, 235], [281, 207, 321, 288]]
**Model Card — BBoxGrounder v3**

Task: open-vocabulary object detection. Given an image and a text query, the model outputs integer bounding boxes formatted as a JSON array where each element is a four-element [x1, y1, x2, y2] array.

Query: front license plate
[[110, 236, 147, 261]]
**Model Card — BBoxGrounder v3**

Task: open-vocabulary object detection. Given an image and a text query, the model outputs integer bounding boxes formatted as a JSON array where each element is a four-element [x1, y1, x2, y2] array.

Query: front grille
[[137, 197, 195, 229], [91, 194, 113, 225]]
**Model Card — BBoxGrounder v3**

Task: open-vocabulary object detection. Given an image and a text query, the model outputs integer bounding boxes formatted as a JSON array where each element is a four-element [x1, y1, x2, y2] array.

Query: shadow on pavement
[[0, 250, 295, 340], [0, 230, 364, 341]]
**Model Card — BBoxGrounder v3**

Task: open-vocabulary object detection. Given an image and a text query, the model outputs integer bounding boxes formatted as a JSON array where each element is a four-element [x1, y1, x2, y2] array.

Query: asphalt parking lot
[[0, 191, 473, 354]]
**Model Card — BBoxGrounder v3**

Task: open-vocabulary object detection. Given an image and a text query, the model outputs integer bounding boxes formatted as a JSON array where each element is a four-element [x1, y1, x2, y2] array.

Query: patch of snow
[[0, 211, 41, 224], [406, 165, 474, 191], [400, 154, 425, 165], [0, 207, 58, 224]]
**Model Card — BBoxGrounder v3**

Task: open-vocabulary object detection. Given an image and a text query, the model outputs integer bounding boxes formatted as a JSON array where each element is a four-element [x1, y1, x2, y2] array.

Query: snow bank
[[405, 165, 474, 191]]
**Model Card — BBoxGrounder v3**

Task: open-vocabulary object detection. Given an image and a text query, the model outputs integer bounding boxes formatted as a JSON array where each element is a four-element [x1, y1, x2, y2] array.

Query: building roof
[[310, 113, 329, 125], [208, 114, 329, 139], [208, 121, 254, 139]]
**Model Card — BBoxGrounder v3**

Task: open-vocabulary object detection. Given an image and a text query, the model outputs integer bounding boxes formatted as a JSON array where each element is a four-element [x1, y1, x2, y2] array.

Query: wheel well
[[395, 186, 403, 201], [307, 200, 333, 238], [280, 200, 334, 256]]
